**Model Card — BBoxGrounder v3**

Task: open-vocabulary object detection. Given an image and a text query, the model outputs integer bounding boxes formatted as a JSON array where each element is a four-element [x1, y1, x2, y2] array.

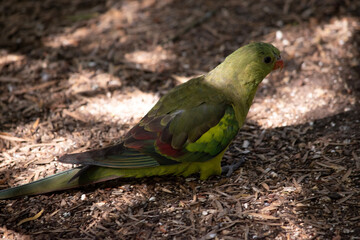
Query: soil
[[0, 0, 359, 239]]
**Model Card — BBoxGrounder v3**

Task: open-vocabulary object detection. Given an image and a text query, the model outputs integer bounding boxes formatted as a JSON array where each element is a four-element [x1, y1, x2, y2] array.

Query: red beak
[[273, 58, 284, 71]]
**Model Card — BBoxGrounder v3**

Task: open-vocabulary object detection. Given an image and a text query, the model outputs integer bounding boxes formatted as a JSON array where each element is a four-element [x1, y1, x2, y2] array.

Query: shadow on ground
[[0, 0, 359, 239]]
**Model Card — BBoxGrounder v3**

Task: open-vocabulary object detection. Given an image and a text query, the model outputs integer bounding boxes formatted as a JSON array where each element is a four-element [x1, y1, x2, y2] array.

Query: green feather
[[185, 106, 238, 156]]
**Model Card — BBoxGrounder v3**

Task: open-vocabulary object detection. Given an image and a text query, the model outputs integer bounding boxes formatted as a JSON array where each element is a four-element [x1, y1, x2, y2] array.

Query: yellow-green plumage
[[0, 42, 282, 199]]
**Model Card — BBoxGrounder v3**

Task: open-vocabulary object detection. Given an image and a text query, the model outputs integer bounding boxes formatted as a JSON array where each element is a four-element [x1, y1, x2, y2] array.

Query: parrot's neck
[[205, 65, 262, 127]]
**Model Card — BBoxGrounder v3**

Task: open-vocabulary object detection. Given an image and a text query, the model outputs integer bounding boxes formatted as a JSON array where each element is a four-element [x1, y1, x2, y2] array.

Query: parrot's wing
[[59, 144, 162, 167], [60, 77, 239, 168]]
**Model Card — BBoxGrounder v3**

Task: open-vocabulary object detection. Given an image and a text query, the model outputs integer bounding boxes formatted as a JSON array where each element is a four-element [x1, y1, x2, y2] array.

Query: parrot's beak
[[273, 55, 284, 71]]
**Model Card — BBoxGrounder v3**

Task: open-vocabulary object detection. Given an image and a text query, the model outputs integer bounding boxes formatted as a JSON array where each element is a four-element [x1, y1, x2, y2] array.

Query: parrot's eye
[[263, 56, 272, 64]]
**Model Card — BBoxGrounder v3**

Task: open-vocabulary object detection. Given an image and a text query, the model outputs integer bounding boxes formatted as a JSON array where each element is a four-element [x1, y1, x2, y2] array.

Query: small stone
[[88, 61, 96, 67], [282, 39, 290, 46], [242, 140, 250, 148], [41, 72, 50, 81], [149, 196, 156, 202], [270, 171, 278, 178], [206, 233, 217, 239], [81, 194, 86, 201], [63, 212, 71, 218]]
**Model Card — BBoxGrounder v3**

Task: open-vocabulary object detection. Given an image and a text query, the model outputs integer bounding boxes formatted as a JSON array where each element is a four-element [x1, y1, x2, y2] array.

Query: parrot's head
[[252, 42, 283, 73], [210, 42, 283, 88], [206, 42, 283, 103], [234, 42, 283, 82]]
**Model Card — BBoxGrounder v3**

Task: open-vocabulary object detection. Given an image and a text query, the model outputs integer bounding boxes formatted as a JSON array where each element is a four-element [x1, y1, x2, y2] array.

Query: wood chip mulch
[[0, 0, 359, 239]]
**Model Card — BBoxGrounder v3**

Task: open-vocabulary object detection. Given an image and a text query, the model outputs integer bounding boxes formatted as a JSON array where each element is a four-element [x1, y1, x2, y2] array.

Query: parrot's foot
[[221, 157, 245, 177]]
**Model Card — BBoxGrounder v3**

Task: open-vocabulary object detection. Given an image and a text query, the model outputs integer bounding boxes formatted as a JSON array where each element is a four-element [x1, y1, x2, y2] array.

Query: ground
[[0, 0, 359, 239]]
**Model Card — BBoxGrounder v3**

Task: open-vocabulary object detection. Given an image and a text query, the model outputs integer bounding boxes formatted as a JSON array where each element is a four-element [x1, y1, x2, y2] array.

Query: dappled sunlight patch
[[249, 86, 356, 128], [0, 227, 29, 239], [313, 17, 357, 48], [269, 17, 359, 63], [43, 10, 121, 48], [67, 71, 122, 94], [43, 2, 143, 49], [72, 87, 159, 125], [43, 34, 80, 48], [124, 46, 176, 72], [0, 138, 75, 186], [0, 50, 25, 66], [250, 16, 359, 128]]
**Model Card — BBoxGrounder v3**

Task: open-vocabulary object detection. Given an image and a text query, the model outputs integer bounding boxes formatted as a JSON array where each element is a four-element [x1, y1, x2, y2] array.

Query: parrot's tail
[[0, 167, 84, 199], [0, 165, 130, 200]]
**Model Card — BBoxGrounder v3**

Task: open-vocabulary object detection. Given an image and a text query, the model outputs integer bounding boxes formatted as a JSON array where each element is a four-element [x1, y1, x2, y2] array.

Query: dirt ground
[[0, 0, 359, 239]]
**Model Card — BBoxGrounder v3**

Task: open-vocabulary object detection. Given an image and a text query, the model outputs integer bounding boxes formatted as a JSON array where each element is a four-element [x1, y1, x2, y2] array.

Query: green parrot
[[0, 42, 283, 199]]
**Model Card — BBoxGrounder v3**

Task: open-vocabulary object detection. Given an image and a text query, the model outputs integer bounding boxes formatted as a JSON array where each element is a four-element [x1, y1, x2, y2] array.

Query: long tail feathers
[[0, 166, 124, 200], [0, 168, 82, 199]]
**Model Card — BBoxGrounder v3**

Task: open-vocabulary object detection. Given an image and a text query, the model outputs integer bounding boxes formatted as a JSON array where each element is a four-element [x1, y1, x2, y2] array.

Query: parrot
[[0, 42, 283, 199]]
